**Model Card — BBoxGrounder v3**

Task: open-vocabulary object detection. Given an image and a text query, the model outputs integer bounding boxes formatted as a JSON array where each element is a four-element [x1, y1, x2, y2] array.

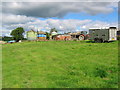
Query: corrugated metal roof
[[38, 31, 46, 34]]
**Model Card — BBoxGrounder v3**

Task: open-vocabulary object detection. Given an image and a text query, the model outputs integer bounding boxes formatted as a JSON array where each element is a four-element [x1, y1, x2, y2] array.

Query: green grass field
[[2, 41, 118, 88]]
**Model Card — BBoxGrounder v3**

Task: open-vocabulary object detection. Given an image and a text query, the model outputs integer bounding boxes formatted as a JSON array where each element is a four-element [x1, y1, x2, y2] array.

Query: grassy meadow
[[2, 41, 118, 88]]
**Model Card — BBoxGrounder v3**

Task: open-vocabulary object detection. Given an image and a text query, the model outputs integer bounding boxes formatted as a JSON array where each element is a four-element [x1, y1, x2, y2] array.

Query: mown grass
[[2, 41, 118, 88]]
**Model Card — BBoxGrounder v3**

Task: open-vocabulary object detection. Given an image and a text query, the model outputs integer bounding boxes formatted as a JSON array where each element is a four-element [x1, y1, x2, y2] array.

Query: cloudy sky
[[1, 0, 119, 36]]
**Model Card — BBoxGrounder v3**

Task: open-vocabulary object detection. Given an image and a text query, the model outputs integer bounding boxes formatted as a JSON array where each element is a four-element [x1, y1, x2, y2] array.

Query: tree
[[2, 36, 13, 41], [50, 28, 58, 35], [0, 36, 2, 40], [10, 27, 25, 42], [46, 32, 50, 40]]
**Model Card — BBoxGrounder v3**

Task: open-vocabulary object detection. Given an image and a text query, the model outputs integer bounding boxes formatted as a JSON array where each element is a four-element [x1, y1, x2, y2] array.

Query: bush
[[2, 36, 13, 41], [94, 67, 108, 78]]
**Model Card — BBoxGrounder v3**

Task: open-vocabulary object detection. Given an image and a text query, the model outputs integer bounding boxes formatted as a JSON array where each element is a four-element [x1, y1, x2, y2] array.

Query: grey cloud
[[2, 2, 116, 18], [2, 14, 37, 25]]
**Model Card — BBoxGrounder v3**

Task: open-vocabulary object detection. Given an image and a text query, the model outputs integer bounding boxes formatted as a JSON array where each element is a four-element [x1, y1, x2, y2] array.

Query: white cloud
[[2, 17, 117, 36], [1, 27, 12, 36]]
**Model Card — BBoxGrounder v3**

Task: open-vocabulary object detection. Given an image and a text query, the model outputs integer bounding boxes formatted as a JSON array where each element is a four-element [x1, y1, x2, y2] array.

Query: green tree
[[46, 32, 50, 40], [0, 36, 2, 40], [10, 27, 25, 42]]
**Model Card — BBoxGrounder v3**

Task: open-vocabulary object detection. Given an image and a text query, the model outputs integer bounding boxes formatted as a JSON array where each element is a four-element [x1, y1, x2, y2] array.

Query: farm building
[[51, 31, 58, 36], [51, 31, 89, 41], [27, 30, 37, 40], [51, 31, 58, 40], [27, 30, 47, 40], [53, 34, 71, 40], [37, 31, 46, 40]]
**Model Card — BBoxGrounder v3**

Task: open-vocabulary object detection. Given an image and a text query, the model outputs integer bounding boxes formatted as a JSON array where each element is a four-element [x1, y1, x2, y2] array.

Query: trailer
[[89, 27, 117, 43], [117, 30, 120, 40]]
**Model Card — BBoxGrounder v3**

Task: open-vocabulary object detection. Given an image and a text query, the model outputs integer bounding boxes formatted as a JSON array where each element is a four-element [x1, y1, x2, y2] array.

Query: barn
[[27, 30, 37, 40], [53, 34, 71, 40], [37, 31, 46, 40]]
